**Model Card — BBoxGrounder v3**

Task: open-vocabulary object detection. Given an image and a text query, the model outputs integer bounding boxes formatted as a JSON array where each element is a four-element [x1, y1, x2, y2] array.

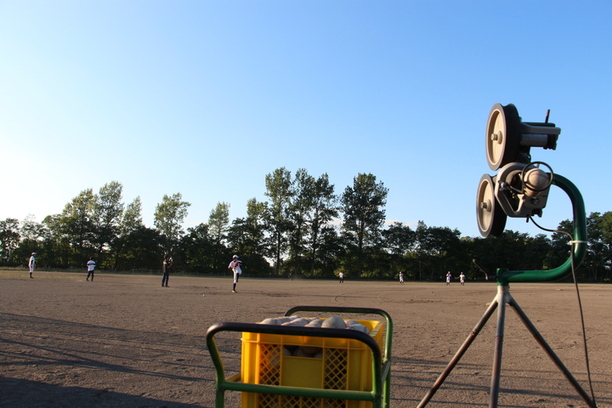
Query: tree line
[[1, 168, 610, 282]]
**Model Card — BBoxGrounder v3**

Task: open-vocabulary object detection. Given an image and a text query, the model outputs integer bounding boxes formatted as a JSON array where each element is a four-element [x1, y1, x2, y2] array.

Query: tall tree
[[208, 202, 231, 245], [580, 212, 611, 282], [112, 196, 145, 270], [341, 173, 388, 276], [522, 234, 553, 270], [181, 223, 219, 273], [264, 168, 293, 275], [92, 181, 124, 257], [0, 218, 20, 264], [114, 225, 163, 270], [20, 215, 46, 242], [305, 173, 339, 276], [40, 214, 68, 267], [598, 211, 612, 282], [119, 197, 144, 236], [154, 193, 191, 255], [545, 213, 612, 283], [287, 169, 314, 274], [60, 188, 97, 263], [383, 222, 416, 256], [382, 222, 416, 280], [313, 225, 342, 278], [112, 195, 162, 271], [18, 216, 51, 267], [228, 198, 271, 275], [415, 223, 464, 280]]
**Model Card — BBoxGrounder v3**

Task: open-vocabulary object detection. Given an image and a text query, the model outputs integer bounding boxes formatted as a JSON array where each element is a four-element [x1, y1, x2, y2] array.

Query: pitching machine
[[418, 104, 596, 407]]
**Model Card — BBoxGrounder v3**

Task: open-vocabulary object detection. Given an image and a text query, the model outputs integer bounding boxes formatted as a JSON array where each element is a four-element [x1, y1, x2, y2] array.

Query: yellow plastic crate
[[240, 319, 384, 408]]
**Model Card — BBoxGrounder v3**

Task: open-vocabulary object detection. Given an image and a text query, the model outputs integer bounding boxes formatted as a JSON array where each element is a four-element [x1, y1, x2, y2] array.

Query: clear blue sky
[[1, 1, 610, 238]]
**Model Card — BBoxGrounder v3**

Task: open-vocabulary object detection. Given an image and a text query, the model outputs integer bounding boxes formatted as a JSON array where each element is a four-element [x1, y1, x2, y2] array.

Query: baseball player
[[86, 257, 96, 281], [228, 255, 242, 293], [28, 252, 36, 279]]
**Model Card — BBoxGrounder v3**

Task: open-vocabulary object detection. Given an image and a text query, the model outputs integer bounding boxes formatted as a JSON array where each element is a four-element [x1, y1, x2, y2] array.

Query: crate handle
[[206, 318, 389, 408]]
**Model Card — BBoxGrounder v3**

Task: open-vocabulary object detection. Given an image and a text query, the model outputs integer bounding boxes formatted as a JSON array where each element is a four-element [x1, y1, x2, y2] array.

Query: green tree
[[228, 198, 271, 276], [20, 215, 46, 242], [208, 202, 230, 245], [579, 212, 611, 282], [119, 197, 144, 236], [181, 223, 221, 273], [112, 196, 145, 270], [304, 173, 339, 277], [415, 222, 463, 281], [180, 202, 233, 274], [16, 216, 52, 267], [154, 193, 191, 255], [382, 222, 416, 280], [312, 225, 342, 278], [39, 214, 69, 267], [599, 211, 612, 282], [383, 222, 416, 256], [264, 168, 293, 275], [548, 214, 607, 282], [0, 218, 20, 265], [91, 181, 124, 263], [58, 188, 97, 264], [286, 169, 340, 277], [341, 173, 388, 277], [522, 234, 553, 270], [286, 169, 313, 274], [114, 226, 163, 270]]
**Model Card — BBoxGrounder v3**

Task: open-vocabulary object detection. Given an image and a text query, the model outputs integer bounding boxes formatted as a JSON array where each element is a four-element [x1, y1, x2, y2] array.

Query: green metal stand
[[206, 306, 393, 408], [418, 175, 596, 408]]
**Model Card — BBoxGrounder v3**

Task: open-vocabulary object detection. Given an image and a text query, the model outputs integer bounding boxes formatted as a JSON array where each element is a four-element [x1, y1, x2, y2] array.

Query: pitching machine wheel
[[476, 174, 507, 237], [485, 103, 521, 171]]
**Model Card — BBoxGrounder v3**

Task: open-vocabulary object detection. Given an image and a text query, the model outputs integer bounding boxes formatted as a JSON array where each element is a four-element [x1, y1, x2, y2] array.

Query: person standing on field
[[161, 256, 172, 287], [338, 271, 344, 283], [459, 272, 466, 285], [228, 255, 242, 293], [399, 272, 404, 284], [28, 252, 36, 279], [86, 257, 96, 281]]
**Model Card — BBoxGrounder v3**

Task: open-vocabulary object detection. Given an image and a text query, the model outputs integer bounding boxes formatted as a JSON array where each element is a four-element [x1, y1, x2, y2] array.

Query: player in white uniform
[[86, 257, 96, 281], [228, 255, 242, 293], [28, 252, 36, 279]]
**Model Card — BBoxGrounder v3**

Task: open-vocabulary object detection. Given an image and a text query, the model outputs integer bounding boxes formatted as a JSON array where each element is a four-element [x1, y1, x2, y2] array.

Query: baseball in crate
[[240, 315, 385, 408]]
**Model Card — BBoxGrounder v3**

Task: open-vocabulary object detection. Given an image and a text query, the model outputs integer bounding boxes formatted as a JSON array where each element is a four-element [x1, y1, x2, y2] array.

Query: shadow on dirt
[[0, 377, 202, 408]]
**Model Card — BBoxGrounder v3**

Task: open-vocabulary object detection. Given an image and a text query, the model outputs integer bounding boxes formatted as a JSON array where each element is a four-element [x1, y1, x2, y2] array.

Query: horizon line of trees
[[1, 168, 611, 283]]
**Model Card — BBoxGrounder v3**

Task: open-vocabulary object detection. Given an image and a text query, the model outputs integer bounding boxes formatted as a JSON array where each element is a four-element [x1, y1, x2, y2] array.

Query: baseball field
[[0, 270, 610, 407]]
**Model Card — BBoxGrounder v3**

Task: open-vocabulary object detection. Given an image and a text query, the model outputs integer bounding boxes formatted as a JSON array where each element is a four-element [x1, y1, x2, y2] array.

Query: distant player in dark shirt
[[162, 256, 172, 287]]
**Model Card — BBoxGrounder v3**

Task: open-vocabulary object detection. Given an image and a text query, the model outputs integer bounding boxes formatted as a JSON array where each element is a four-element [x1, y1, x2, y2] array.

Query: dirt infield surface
[[0, 270, 610, 408]]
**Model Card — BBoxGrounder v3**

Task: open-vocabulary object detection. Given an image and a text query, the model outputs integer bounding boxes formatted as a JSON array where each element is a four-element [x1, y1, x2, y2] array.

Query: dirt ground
[[0, 270, 610, 408]]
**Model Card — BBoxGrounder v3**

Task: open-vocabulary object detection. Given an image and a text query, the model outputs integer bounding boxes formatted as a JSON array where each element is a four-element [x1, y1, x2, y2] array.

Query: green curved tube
[[498, 174, 587, 284]]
